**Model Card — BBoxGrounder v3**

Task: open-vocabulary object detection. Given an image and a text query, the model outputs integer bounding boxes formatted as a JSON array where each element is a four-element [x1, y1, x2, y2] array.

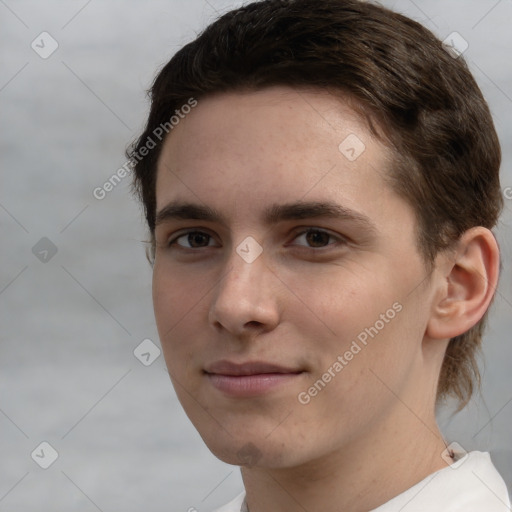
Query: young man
[[127, 0, 511, 510]]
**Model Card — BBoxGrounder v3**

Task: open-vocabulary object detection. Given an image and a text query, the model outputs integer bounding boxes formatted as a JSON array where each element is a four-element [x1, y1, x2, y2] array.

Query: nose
[[208, 243, 280, 338]]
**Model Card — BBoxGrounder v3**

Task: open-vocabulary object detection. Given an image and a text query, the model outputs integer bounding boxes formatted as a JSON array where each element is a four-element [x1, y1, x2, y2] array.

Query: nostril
[[245, 320, 263, 329]]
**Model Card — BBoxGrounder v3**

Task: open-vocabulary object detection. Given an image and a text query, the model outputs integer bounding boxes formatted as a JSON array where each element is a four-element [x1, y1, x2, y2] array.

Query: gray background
[[1, 1, 511, 510]]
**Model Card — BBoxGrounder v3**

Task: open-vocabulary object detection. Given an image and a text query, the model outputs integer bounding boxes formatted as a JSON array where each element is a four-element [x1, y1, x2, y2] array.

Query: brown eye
[[169, 231, 215, 249], [293, 228, 342, 249]]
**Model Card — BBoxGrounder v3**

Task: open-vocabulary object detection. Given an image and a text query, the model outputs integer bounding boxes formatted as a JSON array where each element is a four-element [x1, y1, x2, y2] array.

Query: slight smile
[[204, 360, 305, 397]]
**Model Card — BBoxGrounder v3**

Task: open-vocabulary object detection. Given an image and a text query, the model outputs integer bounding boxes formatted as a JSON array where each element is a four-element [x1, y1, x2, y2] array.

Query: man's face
[[152, 86, 438, 468]]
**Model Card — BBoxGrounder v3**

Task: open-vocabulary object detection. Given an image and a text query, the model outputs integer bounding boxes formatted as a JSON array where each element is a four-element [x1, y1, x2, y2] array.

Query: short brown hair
[[127, 0, 503, 411]]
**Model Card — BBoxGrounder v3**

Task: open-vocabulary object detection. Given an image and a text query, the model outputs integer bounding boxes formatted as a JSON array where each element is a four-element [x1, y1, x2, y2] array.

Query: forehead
[[155, 86, 396, 223]]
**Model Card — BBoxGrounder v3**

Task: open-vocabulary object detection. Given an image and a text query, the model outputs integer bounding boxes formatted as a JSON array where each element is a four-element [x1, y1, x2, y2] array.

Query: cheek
[[151, 263, 209, 364], [282, 260, 393, 341], [289, 264, 413, 392], [152, 260, 208, 326]]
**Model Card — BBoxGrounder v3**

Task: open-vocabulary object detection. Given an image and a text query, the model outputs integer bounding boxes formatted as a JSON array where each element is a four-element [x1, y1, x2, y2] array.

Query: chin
[[199, 429, 303, 469]]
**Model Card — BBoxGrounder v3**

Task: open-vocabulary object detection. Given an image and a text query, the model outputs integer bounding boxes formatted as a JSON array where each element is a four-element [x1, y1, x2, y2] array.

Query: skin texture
[[151, 86, 499, 512]]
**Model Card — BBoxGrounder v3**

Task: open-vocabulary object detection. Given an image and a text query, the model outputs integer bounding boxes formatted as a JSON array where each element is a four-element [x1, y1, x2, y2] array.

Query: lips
[[204, 360, 304, 397], [204, 360, 303, 376]]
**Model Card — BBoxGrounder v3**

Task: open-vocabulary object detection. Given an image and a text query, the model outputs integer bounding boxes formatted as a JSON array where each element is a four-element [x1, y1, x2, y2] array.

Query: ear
[[426, 227, 500, 340]]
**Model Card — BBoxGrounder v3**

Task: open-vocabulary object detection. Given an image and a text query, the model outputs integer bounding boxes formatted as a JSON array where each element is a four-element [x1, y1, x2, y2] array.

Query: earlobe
[[426, 227, 500, 340]]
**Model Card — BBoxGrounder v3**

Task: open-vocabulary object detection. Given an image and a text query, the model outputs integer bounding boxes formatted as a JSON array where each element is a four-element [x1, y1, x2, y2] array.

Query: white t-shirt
[[213, 450, 511, 512]]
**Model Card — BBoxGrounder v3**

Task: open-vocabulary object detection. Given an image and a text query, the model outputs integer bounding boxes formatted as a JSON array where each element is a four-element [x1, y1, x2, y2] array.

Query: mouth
[[203, 360, 305, 397]]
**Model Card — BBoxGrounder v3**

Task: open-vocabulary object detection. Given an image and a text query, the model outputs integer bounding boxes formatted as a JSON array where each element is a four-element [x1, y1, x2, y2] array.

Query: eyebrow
[[155, 199, 377, 233]]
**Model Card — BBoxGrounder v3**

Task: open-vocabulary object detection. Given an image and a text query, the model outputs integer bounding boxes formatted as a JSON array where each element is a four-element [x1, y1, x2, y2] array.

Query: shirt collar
[[219, 450, 510, 512]]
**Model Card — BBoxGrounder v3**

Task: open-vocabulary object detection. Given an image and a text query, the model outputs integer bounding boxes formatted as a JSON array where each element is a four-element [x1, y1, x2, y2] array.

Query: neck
[[240, 404, 450, 512]]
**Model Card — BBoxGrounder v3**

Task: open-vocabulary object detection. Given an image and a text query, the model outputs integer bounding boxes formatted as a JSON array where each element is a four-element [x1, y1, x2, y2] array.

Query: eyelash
[[166, 228, 346, 251]]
